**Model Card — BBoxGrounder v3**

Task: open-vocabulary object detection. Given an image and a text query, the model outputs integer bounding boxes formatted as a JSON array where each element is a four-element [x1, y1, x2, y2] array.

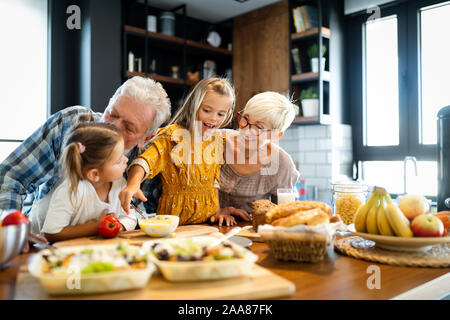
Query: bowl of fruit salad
[[28, 243, 156, 295], [143, 236, 258, 282]]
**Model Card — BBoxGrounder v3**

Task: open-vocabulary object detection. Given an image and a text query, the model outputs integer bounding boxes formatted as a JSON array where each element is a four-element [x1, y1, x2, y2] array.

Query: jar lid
[[160, 11, 175, 19], [331, 181, 368, 193]]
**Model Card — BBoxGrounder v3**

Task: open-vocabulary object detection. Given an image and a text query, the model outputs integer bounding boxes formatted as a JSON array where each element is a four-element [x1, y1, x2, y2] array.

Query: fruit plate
[[347, 225, 450, 252]]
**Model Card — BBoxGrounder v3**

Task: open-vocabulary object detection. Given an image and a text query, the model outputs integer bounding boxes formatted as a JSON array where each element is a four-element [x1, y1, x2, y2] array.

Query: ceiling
[[140, 0, 282, 23]]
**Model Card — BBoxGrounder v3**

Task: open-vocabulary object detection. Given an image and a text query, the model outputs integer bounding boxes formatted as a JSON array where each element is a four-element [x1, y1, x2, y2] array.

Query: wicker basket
[[259, 223, 342, 263]]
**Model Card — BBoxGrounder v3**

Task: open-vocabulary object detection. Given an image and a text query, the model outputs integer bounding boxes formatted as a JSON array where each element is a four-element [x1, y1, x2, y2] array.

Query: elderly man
[[0, 76, 171, 215]]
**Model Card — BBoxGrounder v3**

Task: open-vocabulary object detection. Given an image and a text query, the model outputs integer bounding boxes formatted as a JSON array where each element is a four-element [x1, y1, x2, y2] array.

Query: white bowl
[[28, 244, 156, 296], [143, 236, 258, 282], [139, 215, 179, 238]]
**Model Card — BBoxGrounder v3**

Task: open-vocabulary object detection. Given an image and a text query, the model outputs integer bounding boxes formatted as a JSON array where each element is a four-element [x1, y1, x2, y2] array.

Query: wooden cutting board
[[14, 264, 295, 300], [236, 227, 263, 242], [53, 225, 219, 248]]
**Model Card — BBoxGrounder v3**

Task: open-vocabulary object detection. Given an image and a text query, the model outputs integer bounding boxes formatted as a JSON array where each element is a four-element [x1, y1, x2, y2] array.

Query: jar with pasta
[[331, 181, 368, 225]]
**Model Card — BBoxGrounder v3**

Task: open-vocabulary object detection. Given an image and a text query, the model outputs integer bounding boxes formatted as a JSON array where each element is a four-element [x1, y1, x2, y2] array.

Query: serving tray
[[14, 264, 295, 300]]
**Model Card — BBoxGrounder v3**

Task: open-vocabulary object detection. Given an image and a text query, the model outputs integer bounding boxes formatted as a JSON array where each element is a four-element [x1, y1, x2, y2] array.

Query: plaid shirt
[[0, 106, 160, 214]]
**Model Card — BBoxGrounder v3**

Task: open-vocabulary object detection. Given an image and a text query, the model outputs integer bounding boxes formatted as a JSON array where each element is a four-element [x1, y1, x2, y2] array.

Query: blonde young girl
[[30, 120, 137, 242], [120, 78, 247, 225]]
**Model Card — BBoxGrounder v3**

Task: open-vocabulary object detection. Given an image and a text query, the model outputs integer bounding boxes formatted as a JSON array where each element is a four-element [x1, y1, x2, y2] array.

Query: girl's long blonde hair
[[169, 77, 235, 135], [60, 118, 123, 201]]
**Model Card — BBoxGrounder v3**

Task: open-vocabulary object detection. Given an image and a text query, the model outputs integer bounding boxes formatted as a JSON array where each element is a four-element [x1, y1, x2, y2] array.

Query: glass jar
[[331, 181, 368, 225]]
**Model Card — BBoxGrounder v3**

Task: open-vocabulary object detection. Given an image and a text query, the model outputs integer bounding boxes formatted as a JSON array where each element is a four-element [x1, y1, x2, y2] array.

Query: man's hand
[[119, 185, 147, 214]]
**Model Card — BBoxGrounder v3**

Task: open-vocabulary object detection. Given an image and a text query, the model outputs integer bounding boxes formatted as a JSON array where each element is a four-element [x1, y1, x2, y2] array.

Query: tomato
[[2, 210, 30, 226], [434, 211, 450, 231], [97, 215, 121, 238]]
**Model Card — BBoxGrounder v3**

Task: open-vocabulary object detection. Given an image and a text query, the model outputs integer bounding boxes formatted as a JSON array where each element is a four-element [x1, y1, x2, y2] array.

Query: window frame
[[348, 0, 444, 165]]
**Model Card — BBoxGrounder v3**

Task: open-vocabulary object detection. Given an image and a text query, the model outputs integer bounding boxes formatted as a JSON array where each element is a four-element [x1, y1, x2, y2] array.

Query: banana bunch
[[354, 187, 413, 237]]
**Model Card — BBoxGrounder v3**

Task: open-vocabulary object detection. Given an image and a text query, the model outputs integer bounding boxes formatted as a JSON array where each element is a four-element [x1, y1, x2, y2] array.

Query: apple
[[398, 194, 430, 220], [411, 214, 444, 237], [1, 210, 30, 226]]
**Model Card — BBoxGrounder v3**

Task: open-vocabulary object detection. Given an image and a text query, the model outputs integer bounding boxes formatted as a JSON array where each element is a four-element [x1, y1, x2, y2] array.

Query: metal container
[[0, 223, 30, 269], [437, 105, 450, 211], [159, 11, 175, 36]]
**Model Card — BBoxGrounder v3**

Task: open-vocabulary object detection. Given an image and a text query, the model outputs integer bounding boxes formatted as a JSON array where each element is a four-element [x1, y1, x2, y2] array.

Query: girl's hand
[[96, 209, 109, 226], [210, 213, 237, 227], [21, 233, 48, 253], [220, 207, 252, 222], [119, 185, 147, 214]]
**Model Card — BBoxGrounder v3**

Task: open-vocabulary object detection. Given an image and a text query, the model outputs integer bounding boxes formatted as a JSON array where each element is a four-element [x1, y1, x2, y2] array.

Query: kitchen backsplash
[[278, 124, 353, 205]]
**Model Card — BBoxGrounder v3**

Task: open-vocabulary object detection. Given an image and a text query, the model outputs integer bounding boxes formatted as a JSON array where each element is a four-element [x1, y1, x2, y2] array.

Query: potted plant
[[300, 87, 319, 117], [307, 43, 327, 73]]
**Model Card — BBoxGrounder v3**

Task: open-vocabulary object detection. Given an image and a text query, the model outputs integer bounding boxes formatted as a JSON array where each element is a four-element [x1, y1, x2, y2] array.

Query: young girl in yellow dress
[[119, 78, 245, 225]]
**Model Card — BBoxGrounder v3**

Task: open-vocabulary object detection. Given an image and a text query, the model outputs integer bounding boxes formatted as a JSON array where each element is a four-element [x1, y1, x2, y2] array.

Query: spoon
[[210, 225, 252, 247], [130, 200, 151, 219]]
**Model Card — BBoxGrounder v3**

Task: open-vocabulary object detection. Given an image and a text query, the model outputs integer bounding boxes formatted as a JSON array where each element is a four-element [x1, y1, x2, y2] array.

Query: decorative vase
[[310, 57, 326, 73], [301, 99, 319, 117]]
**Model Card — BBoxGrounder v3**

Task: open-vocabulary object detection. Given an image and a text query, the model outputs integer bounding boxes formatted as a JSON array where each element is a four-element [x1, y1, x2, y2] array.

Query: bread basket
[[258, 223, 345, 263]]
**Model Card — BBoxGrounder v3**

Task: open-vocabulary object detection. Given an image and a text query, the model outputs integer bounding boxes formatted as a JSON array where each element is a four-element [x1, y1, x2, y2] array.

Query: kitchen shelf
[[289, 0, 330, 127], [291, 27, 330, 41], [291, 71, 330, 83], [124, 25, 232, 56], [291, 114, 331, 125], [126, 71, 197, 87]]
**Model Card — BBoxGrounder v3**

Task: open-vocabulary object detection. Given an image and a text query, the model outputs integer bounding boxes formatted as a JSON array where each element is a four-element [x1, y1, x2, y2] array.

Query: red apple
[[1, 210, 30, 226], [411, 214, 444, 237], [398, 194, 430, 220]]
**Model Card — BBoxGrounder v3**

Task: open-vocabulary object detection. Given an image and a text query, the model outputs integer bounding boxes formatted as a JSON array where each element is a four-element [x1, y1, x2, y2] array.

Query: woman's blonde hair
[[61, 118, 123, 201], [242, 91, 296, 132], [169, 77, 235, 136]]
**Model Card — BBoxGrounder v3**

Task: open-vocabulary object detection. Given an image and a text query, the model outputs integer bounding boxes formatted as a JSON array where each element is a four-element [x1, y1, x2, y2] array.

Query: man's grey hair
[[106, 76, 171, 135]]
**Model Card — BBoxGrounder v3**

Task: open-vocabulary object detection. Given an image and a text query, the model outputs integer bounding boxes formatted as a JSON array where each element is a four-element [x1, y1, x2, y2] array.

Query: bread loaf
[[265, 201, 332, 224], [251, 199, 276, 231], [271, 208, 330, 227]]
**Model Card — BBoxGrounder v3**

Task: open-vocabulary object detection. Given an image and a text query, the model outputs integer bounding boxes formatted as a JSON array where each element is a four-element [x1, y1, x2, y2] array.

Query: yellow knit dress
[[135, 124, 223, 225]]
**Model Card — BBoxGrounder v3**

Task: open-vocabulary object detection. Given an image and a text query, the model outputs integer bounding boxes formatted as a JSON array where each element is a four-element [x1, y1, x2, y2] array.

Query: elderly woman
[[212, 92, 300, 225]]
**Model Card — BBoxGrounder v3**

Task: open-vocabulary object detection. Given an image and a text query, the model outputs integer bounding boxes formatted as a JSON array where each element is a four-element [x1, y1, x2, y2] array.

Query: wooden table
[[1, 223, 449, 300]]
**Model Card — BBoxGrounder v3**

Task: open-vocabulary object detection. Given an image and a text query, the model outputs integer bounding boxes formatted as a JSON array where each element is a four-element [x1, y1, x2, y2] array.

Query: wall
[[49, 0, 82, 114], [49, 0, 122, 114], [344, 0, 396, 15], [232, 0, 290, 111], [279, 124, 354, 205]]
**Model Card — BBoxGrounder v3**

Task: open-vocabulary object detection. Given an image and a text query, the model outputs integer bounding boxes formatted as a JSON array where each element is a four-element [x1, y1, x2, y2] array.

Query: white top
[[30, 177, 137, 234]]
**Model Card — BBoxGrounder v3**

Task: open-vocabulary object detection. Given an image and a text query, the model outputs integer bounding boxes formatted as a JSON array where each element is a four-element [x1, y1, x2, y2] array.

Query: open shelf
[[126, 71, 198, 87], [291, 114, 331, 125], [291, 71, 330, 83], [124, 25, 232, 56], [126, 71, 184, 86], [291, 27, 330, 41]]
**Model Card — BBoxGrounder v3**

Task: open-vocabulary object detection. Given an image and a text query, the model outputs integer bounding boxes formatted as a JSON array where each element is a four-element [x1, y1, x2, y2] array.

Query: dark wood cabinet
[[122, 0, 233, 114]]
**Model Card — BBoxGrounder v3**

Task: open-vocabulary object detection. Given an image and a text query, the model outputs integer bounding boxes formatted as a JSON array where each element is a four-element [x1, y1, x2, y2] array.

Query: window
[[419, 1, 450, 145], [0, 0, 48, 162], [364, 15, 399, 146], [348, 0, 449, 198]]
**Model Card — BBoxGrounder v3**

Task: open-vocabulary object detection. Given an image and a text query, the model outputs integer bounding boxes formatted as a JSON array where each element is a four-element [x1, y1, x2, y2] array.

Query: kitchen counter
[[1, 223, 449, 300]]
